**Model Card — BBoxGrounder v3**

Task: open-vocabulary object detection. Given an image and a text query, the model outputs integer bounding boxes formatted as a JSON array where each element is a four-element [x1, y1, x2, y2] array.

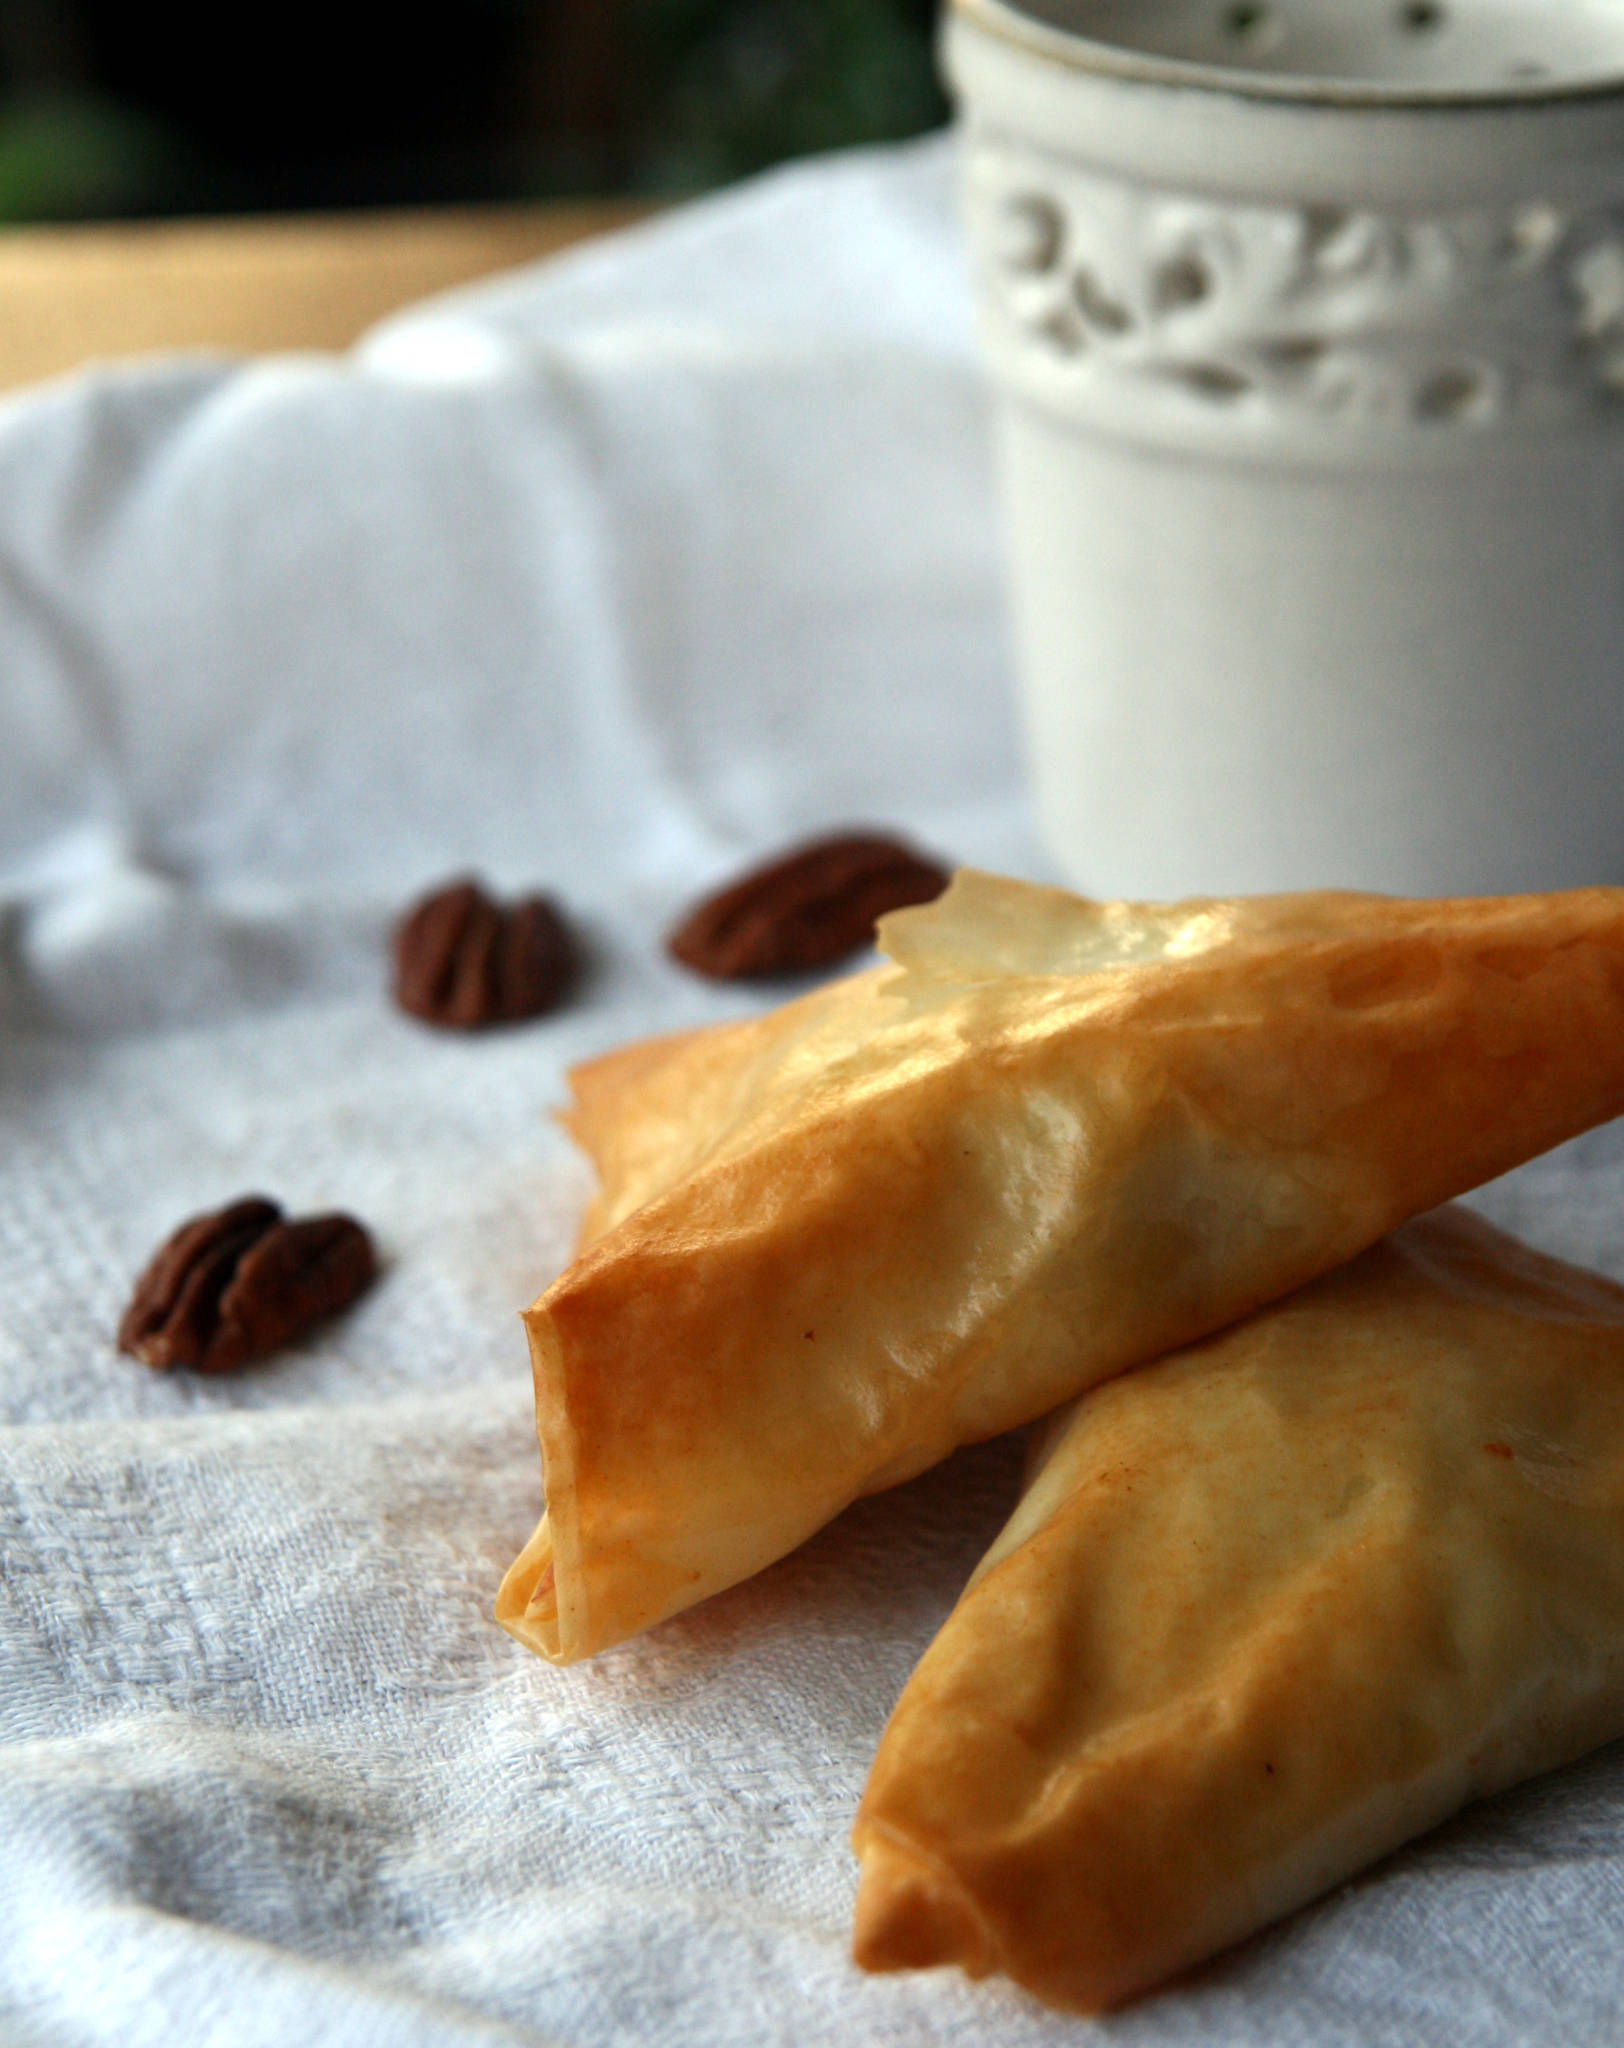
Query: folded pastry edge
[[850, 1815, 1004, 1984], [494, 1301, 584, 1663], [494, 1511, 557, 1658]]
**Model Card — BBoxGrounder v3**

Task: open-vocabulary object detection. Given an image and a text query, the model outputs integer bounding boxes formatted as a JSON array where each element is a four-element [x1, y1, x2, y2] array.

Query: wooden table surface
[[0, 199, 652, 396]]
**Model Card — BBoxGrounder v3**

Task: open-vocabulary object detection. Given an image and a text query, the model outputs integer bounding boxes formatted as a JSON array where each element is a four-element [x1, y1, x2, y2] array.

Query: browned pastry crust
[[497, 871, 1624, 1664], [852, 1207, 1624, 2013]]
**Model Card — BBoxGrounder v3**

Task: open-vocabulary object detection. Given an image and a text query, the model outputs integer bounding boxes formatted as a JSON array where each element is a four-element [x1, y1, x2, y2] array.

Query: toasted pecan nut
[[667, 831, 950, 980], [392, 876, 576, 1029], [119, 1197, 376, 1372]]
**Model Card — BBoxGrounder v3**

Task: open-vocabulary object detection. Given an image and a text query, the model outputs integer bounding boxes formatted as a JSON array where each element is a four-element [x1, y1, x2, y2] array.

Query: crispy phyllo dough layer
[[853, 1207, 1624, 2012], [498, 872, 1624, 1663]]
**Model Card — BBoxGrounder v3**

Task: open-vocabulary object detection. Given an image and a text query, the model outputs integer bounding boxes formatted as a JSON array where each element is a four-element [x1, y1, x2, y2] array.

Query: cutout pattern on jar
[[975, 139, 1624, 432]]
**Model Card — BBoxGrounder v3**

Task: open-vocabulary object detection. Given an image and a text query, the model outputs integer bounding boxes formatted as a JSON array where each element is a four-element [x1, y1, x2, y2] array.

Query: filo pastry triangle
[[497, 871, 1624, 1664], [852, 1206, 1624, 2014]]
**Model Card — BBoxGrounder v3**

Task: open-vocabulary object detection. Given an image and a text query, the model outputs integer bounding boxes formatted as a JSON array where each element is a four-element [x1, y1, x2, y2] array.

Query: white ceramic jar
[[945, 0, 1624, 897]]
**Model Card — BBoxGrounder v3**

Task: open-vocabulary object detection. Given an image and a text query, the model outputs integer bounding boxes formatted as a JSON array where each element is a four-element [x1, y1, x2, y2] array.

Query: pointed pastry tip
[[851, 1832, 997, 1979], [494, 1513, 567, 1661]]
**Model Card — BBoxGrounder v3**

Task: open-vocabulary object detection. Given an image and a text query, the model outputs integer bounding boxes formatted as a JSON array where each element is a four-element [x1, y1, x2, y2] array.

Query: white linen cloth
[[3, 133, 1623, 2046]]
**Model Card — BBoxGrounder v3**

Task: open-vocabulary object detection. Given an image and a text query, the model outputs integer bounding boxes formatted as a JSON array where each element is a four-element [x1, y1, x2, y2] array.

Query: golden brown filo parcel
[[497, 871, 1624, 1665], [852, 1206, 1624, 2014]]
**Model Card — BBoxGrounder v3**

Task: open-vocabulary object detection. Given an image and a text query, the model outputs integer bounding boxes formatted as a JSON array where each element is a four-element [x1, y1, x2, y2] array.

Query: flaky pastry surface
[[852, 1206, 1624, 2012], [497, 872, 1624, 1662]]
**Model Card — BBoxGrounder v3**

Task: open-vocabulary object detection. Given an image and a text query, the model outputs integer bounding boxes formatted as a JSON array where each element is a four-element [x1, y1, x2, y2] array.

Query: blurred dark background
[[0, 0, 949, 222]]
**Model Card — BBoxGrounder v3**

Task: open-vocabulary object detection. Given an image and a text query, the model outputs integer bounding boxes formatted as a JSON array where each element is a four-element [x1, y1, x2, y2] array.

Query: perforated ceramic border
[[968, 0, 1624, 105], [969, 138, 1624, 434]]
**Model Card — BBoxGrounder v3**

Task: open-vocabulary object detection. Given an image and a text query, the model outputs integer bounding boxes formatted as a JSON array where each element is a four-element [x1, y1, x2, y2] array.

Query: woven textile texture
[[3, 135, 1624, 2046]]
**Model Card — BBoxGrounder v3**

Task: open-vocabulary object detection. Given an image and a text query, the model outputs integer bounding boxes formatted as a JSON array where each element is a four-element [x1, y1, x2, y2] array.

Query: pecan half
[[392, 876, 576, 1029], [667, 831, 951, 979], [119, 1197, 377, 1372]]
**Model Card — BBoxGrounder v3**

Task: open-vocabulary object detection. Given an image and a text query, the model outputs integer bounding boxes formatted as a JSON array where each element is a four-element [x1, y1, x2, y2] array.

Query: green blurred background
[[0, 0, 948, 222]]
